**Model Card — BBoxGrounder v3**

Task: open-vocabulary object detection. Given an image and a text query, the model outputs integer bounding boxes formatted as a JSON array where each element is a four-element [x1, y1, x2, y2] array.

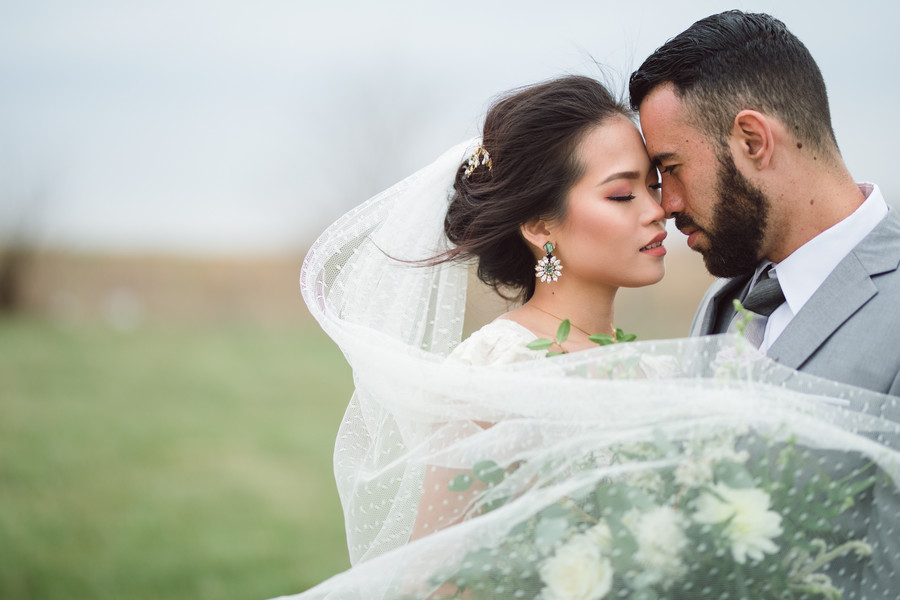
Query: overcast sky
[[1, 1, 897, 254]]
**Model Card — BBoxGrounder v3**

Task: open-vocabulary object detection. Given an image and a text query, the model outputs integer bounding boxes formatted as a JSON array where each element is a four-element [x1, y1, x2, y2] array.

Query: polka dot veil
[[284, 141, 900, 600]]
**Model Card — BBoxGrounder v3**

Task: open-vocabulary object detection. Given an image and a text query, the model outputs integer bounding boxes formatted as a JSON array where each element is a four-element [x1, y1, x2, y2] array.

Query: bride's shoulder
[[446, 318, 545, 366]]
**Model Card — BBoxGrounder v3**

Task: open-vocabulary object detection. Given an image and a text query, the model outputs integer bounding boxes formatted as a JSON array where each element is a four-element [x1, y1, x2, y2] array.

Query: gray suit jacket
[[690, 209, 900, 598], [691, 209, 900, 395]]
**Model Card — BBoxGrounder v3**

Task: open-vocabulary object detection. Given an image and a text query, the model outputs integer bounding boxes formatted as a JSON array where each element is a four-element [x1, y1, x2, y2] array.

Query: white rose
[[539, 534, 614, 600], [693, 483, 783, 564], [631, 506, 688, 585]]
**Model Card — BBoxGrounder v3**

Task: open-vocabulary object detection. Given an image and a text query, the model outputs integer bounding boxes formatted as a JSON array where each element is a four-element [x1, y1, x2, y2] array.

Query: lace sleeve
[[445, 319, 545, 366]]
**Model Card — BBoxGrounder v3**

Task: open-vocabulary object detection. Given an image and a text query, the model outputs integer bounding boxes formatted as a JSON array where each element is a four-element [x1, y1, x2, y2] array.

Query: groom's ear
[[730, 110, 774, 170], [520, 219, 553, 252]]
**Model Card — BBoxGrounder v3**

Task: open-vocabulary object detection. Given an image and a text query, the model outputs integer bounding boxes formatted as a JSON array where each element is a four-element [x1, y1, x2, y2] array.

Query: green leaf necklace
[[525, 304, 636, 356], [529, 304, 595, 338]]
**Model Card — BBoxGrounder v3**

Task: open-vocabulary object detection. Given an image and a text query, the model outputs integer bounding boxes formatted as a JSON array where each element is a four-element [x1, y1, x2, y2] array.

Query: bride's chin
[[639, 267, 666, 287], [635, 261, 666, 287]]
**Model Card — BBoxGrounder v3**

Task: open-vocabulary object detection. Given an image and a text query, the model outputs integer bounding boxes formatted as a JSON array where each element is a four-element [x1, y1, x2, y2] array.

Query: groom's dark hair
[[629, 10, 838, 155]]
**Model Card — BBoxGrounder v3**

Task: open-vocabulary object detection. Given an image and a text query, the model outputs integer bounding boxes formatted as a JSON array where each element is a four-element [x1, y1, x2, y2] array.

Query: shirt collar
[[771, 182, 888, 315]]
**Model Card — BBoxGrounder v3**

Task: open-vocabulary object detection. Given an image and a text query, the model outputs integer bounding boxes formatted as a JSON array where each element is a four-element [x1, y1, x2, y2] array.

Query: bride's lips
[[639, 232, 667, 257]]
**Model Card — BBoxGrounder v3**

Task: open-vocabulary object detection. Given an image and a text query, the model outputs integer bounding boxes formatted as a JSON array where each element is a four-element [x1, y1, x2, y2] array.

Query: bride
[[438, 76, 665, 361], [283, 76, 899, 599]]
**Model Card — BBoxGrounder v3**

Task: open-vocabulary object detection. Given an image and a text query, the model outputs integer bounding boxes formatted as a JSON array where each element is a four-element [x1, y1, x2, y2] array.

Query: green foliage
[[0, 317, 353, 600], [590, 328, 637, 346], [529, 320, 638, 357], [525, 338, 553, 351], [473, 460, 505, 485], [732, 299, 754, 335], [589, 333, 616, 345], [440, 431, 877, 600], [616, 329, 637, 342], [555, 319, 570, 345], [448, 473, 474, 492]]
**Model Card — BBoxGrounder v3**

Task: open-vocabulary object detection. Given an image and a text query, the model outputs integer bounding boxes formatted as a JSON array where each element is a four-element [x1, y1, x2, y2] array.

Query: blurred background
[[1, 1, 897, 598]]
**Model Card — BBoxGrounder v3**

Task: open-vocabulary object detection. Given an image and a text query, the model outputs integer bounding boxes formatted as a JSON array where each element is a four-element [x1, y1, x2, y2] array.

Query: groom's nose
[[660, 186, 685, 218]]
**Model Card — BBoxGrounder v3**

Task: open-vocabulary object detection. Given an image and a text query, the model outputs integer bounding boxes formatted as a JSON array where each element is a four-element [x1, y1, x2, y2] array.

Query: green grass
[[0, 317, 354, 600]]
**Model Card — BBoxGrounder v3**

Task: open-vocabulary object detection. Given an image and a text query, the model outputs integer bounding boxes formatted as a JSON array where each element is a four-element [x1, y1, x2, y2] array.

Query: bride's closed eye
[[607, 194, 635, 202]]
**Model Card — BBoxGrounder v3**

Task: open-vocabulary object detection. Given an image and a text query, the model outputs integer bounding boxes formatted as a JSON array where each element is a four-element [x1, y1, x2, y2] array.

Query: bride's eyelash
[[608, 195, 635, 202], [649, 183, 662, 190]]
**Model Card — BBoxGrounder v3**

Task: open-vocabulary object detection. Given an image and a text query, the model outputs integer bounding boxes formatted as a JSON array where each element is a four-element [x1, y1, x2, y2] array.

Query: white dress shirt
[[758, 182, 889, 353]]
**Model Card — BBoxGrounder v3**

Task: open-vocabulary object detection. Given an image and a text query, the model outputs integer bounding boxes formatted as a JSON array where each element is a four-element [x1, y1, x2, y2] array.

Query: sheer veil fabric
[[284, 142, 900, 600]]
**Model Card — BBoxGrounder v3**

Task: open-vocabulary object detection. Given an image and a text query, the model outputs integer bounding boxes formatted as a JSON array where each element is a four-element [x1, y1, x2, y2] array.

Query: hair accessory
[[463, 144, 492, 179], [535, 242, 562, 283]]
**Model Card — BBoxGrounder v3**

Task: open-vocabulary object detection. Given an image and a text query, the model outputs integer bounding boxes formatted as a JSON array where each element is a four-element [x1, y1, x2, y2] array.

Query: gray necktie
[[741, 268, 785, 347]]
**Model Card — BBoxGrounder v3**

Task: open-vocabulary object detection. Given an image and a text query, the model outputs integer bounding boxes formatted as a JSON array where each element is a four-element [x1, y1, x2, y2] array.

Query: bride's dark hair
[[443, 75, 631, 302]]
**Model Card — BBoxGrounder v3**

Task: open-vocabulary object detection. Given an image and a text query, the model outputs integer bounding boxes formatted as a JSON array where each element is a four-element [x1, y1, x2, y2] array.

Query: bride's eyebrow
[[599, 170, 641, 185]]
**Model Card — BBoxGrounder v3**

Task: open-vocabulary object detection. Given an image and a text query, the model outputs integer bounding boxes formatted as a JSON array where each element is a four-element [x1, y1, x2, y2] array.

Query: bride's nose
[[643, 191, 666, 224]]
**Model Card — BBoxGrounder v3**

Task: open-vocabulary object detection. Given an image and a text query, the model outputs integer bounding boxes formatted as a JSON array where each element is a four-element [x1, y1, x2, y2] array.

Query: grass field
[[0, 249, 713, 599], [0, 317, 353, 600]]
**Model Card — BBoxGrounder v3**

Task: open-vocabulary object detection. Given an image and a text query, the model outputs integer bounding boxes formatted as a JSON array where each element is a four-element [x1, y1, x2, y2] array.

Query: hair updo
[[443, 75, 631, 302]]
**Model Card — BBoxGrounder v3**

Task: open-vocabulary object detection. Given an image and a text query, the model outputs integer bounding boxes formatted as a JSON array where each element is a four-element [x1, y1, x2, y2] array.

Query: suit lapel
[[767, 254, 876, 369], [768, 210, 900, 369], [692, 275, 752, 336]]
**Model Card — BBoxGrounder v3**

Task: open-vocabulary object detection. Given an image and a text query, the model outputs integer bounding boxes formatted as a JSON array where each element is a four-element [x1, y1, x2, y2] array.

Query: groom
[[630, 10, 899, 598], [630, 10, 900, 396]]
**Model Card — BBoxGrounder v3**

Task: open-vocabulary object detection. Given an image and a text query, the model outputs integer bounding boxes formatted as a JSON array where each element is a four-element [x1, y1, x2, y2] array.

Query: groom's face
[[638, 85, 769, 277]]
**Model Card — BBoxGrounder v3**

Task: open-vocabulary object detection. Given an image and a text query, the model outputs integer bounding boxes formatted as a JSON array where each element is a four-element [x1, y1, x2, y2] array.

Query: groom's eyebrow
[[650, 152, 675, 168]]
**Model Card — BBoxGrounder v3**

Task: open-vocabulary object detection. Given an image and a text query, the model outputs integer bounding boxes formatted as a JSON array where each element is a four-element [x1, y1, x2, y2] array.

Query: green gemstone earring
[[535, 242, 563, 283]]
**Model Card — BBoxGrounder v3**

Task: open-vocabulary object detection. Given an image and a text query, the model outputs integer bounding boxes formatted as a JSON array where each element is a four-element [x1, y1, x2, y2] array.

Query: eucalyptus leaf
[[795, 506, 836, 532], [527, 338, 553, 350], [589, 333, 615, 346], [622, 355, 642, 370], [629, 588, 660, 600], [538, 503, 571, 519], [448, 473, 474, 492], [481, 497, 508, 513], [453, 547, 495, 587], [473, 460, 505, 485], [712, 460, 755, 488], [651, 428, 677, 456], [735, 567, 749, 598], [546, 351, 564, 357], [732, 299, 753, 335], [555, 319, 571, 344], [595, 482, 654, 514], [606, 516, 639, 570], [533, 517, 571, 553], [843, 474, 878, 497]]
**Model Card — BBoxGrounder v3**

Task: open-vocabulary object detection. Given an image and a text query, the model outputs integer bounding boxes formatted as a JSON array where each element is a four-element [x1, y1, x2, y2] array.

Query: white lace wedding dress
[[446, 319, 545, 366], [275, 140, 900, 600]]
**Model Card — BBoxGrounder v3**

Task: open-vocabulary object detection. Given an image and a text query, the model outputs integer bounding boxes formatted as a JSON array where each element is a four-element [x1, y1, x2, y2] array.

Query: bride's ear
[[520, 218, 553, 254]]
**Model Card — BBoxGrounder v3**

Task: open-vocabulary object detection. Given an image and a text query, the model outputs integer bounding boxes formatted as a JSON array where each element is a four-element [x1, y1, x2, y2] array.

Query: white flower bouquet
[[432, 431, 877, 600]]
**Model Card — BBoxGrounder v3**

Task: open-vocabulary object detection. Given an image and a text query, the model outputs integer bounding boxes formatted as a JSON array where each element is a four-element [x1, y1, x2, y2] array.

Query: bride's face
[[551, 117, 667, 289]]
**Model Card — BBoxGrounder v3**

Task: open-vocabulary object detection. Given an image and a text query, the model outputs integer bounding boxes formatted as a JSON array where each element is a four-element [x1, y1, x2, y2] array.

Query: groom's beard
[[677, 154, 770, 278]]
